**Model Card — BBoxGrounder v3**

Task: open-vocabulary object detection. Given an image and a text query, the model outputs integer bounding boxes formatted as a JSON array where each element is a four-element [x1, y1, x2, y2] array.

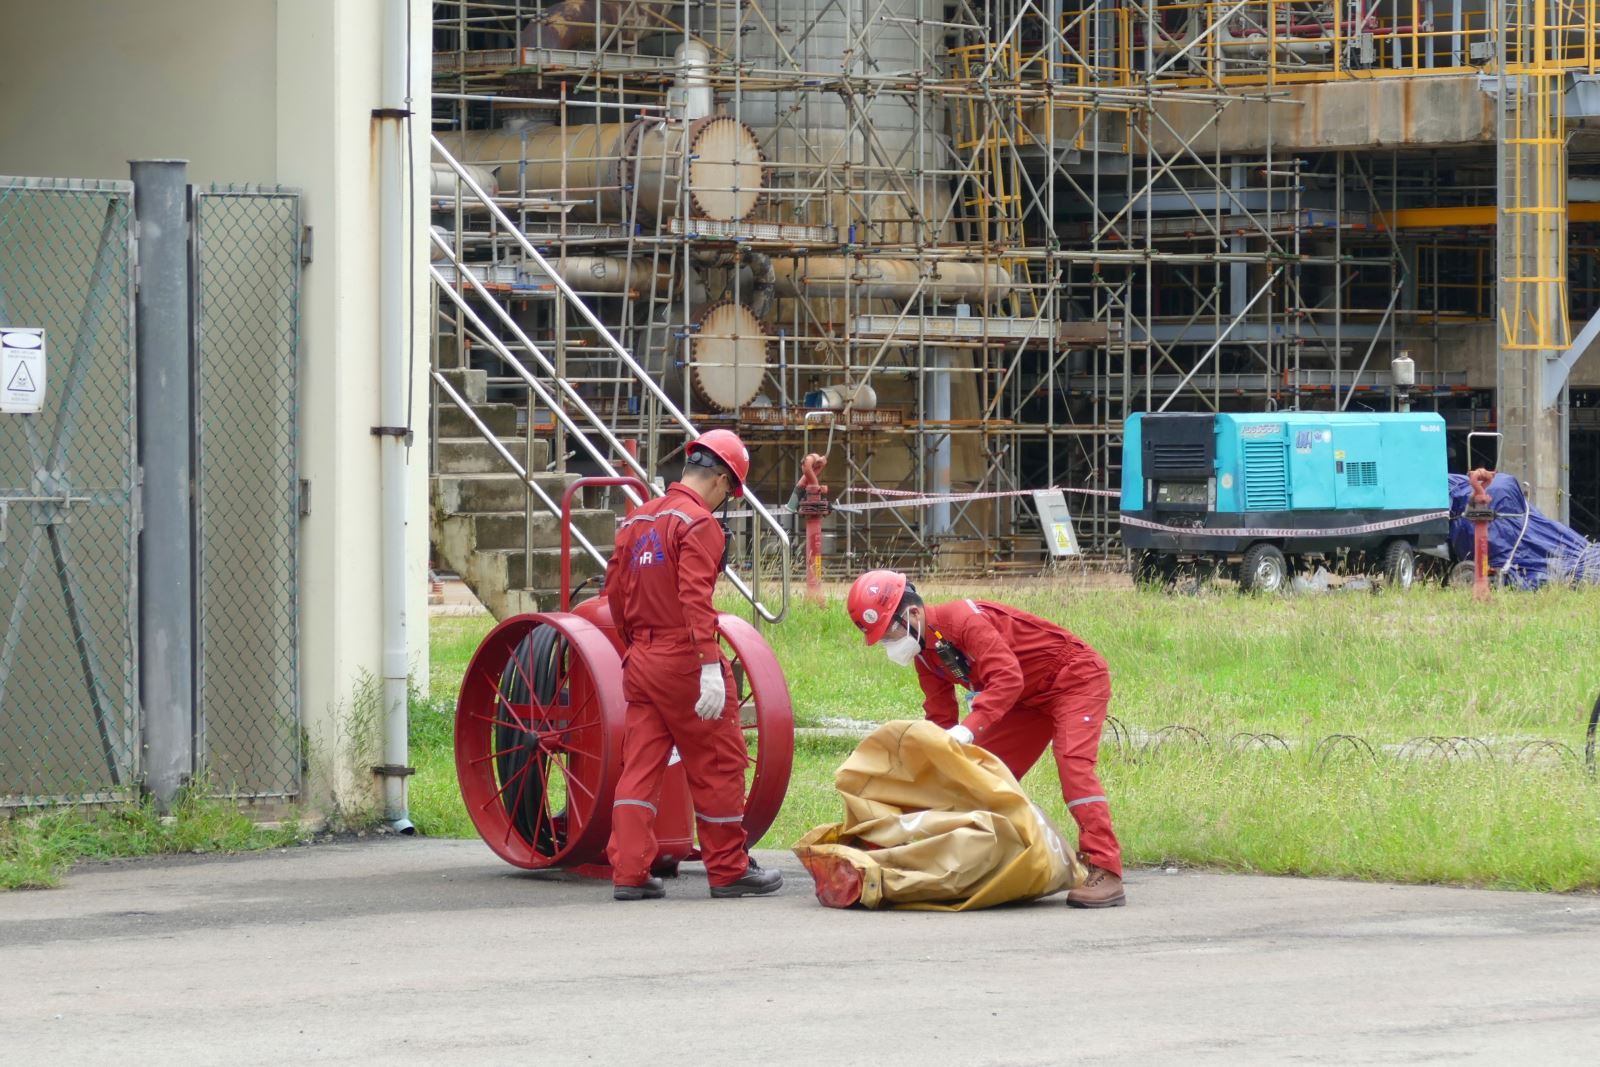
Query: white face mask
[[882, 614, 921, 667], [883, 634, 920, 667]]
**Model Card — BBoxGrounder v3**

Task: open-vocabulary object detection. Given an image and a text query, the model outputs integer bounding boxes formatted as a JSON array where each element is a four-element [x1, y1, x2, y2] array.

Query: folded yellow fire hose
[[793, 719, 1088, 910]]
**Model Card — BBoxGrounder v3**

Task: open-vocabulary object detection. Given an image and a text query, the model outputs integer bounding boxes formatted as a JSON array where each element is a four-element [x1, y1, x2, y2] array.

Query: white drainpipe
[[378, 0, 414, 834]]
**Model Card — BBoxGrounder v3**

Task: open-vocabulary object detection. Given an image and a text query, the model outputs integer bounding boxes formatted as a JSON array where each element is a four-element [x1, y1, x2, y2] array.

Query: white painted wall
[[276, 0, 433, 820], [0, 0, 433, 820], [0, 0, 278, 183]]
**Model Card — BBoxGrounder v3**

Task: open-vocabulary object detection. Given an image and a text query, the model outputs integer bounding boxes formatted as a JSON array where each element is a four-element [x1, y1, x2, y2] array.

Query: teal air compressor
[[1120, 411, 1451, 591]]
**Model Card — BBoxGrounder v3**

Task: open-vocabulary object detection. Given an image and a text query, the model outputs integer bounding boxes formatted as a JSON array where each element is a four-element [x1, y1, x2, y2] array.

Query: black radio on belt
[[931, 629, 971, 685]]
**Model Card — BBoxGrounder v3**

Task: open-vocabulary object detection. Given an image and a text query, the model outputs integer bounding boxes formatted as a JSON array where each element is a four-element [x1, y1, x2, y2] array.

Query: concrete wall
[[0, 0, 433, 820], [1420, 323, 1600, 391], [0, 1, 279, 183]]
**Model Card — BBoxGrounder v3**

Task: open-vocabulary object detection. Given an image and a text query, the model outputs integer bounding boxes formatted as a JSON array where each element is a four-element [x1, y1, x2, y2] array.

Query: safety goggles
[[882, 614, 913, 641]]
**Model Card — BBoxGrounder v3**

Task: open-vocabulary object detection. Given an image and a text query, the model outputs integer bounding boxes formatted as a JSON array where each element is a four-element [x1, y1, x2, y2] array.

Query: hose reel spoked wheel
[[494, 623, 561, 853], [456, 613, 625, 869], [717, 613, 795, 845]]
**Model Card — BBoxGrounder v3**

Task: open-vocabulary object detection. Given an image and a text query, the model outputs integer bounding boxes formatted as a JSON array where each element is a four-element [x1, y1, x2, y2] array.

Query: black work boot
[[614, 877, 666, 901], [710, 856, 783, 898]]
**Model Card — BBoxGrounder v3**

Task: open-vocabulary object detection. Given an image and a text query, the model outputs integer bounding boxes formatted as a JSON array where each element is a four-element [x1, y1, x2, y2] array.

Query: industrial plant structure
[[428, 0, 1600, 601]]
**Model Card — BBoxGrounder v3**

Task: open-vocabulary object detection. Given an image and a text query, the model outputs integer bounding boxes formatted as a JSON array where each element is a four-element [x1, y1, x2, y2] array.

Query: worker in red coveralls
[[846, 570, 1126, 907], [603, 430, 783, 901]]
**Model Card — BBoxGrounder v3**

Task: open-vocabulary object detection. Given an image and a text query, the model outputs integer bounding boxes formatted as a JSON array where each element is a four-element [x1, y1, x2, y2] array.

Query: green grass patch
[[422, 583, 1600, 891], [749, 581, 1600, 740], [761, 738, 1600, 892], [0, 792, 308, 890]]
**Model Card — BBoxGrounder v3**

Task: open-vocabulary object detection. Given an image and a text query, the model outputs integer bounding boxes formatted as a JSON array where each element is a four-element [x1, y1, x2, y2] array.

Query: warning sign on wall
[[1, 328, 46, 414], [1031, 489, 1080, 558]]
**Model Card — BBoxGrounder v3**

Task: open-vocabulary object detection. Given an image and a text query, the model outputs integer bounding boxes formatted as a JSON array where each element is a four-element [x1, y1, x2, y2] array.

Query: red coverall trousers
[[979, 659, 1120, 876], [605, 633, 749, 887]]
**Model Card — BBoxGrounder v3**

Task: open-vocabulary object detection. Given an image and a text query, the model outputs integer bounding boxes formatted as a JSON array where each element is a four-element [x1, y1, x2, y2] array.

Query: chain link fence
[[0, 177, 139, 806], [0, 176, 302, 808], [194, 187, 303, 798]]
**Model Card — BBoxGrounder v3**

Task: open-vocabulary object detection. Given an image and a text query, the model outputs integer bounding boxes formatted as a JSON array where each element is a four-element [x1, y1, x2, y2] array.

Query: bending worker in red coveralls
[[847, 570, 1126, 907], [603, 429, 783, 901]]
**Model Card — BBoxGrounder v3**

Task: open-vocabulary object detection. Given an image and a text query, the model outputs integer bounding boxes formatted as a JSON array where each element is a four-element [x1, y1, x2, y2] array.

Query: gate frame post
[[131, 158, 195, 809]]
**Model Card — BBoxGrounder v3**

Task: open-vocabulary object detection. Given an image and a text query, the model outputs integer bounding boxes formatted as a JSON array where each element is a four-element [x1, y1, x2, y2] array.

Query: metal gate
[[0, 177, 139, 806], [193, 186, 303, 798], [0, 176, 302, 807]]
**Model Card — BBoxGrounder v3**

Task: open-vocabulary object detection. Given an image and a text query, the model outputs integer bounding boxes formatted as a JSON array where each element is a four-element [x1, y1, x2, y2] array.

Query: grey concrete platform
[[2, 838, 1599, 1065]]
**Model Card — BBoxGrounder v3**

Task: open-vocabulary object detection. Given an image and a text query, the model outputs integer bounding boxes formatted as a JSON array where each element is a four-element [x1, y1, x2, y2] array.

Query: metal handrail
[[432, 371, 610, 571], [430, 135, 790, 621], [430, 248, 653, 499]]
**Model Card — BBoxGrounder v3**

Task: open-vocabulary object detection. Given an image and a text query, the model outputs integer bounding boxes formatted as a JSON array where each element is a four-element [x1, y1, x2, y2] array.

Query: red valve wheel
[[455, 613, 624, 869], [718, 613, 795, 845]]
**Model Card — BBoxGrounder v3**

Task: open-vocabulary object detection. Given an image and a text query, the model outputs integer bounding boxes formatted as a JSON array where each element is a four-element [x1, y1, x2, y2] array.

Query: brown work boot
[[1066, 860, 1126, 908]]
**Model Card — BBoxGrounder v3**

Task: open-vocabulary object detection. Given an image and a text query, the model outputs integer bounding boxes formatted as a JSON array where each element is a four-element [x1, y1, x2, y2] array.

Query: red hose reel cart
[[454, 477, 795, 877]]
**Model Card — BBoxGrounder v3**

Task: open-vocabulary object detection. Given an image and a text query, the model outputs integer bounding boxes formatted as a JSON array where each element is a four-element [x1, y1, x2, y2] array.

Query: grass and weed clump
[[0, 790, 308, 890]]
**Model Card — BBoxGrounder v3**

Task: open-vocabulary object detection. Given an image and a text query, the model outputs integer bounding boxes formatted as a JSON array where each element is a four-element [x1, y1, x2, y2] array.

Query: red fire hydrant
[[797, 453, 829, 605], [1466, 467, 1496, 603]]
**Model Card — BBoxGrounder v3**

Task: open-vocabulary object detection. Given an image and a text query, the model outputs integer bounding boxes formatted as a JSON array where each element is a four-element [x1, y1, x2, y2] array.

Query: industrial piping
[[377, 0, 414, 834], [768, 257, 1012, 304]]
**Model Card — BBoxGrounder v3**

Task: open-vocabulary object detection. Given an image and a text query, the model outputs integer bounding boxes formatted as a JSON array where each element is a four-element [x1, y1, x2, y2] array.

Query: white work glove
[[695, 662, 726, 721], [946, 723, 974, 745]]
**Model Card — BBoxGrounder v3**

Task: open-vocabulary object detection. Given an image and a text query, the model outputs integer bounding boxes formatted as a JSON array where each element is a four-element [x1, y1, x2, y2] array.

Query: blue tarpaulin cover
[[1447, 473, 1600, 588]]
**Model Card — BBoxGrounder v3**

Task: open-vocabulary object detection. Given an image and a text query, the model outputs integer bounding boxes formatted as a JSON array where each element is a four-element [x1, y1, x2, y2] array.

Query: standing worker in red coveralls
[[846, 569, 1126, 907], [603, 429, 783, 901]]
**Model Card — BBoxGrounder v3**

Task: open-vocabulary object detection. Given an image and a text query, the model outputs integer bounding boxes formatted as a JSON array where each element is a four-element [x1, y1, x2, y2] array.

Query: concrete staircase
[[430, 368, 615, 619]]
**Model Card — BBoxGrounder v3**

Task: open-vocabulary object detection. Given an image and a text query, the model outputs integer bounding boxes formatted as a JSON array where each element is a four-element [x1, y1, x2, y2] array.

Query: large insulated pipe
[[376, 0, 413, 834], [528, 256, 673, 296], [769, 257, 1012, 304], [445, 116, 764, 222], [669, 41, 714, 121], [429, 162, 498, 198]]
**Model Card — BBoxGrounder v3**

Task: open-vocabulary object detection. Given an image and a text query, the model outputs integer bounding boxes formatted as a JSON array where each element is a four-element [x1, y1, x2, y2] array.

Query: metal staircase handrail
[[433, 369, 611, 572], [430, 135, 791, 622], [432, 255, 789, 619], [431, 267, 631, 572], [429, 234, 654, 496]]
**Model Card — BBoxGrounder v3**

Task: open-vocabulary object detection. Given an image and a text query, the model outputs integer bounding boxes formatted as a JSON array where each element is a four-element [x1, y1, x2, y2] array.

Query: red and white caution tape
[[1118, 510, 1451, 540], [727, 484, 1448, 539], [845, 486, 1120, 499]]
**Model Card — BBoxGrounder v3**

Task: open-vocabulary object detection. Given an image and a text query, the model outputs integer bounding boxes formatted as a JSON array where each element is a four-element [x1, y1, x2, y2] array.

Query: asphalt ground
[[3, 838, 1598, 1065]]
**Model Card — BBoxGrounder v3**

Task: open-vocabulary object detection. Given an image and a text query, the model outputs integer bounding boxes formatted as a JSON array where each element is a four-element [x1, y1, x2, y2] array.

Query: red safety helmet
[[847, 569, 910, 645], [686, 429, 750, 496]]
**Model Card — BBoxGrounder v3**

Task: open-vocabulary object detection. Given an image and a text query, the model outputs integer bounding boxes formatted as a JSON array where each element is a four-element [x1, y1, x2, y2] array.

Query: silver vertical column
[[928, 349, 952, 536], [131, 159, 194, 808]]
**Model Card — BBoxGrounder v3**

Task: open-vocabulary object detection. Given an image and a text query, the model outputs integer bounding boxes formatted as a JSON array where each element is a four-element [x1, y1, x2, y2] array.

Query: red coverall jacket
[[602, 482, 749, 887], [604, 481, 725, 666], [914, 598, 1122, 875]]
